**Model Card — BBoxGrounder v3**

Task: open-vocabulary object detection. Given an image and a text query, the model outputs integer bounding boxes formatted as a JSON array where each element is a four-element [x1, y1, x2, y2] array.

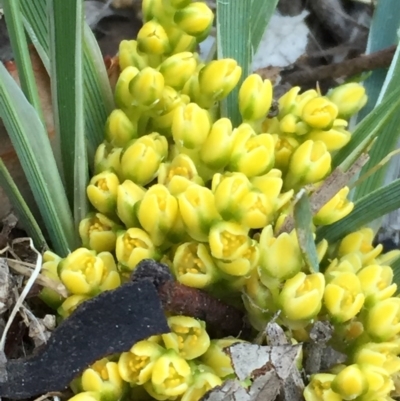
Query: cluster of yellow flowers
[[38, 0, 400, 401]]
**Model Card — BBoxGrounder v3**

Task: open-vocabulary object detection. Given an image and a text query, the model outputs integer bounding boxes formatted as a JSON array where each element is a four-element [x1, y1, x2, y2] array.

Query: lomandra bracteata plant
[[38, 1, 400, 401]]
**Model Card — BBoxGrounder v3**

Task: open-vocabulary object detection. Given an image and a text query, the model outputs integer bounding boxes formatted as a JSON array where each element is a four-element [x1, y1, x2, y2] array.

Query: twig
[[283, 45, 396, 86]]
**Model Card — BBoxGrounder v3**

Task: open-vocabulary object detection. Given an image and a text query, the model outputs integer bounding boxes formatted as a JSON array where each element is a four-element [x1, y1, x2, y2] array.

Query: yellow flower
[[58, 248, 105, 295], [129, 67, 165, 108], [324, 271, 364, 323], [360, 364, 394, 398], [327, 83, 367, 119], [79, 213, 120, 253], [174, 2, 214, 38], [158, 154, 204, 196], [181, 366, 222, 401], [105, 109, 138, 148], [172, 102, 211, 149], [86, 171, 119, 217], [198, 59, 242, 102], [338, 228, 383, 266], [97, 252, 121, 292], [357, 264, 397, 306], [331, 364, 368, 401], [313, 187, 354, 225], [151, 349, 192, 397], [301, 97, 338, 129], [306, 120, 351, 152], [228, 124, 275, 177], [164, 25, 197, 54], [178, 184, 220, 242], [116, 180, 146, 228], [82, 358, 125, 400], [279, 272, 325, 321], [259, 225, 302, 280], [355, 342, 400, 375], [118, 39, 147, 70], [67, 392, 101, 401], [366, 297, 400, 341], [200, 118, 234, 170], [118, 340, 165, 385], [120, 133, 168, 185], [114, 65, 140, 108], [162, 316, 210, 360], [94, 143, 122, 177], [159, 52, 198, 90], [39, 251, 64, 309], [137, 20, 170, 55], [272, 135, 300, 172], [200, 338, 244, 378], [57, 294, 90, 319], [278, 86, 301, 117], [115, 228, 158, 271], [279, 114, 309, 136], [170, 0, 191, 8], [172, 242, 218, 288], [239, 74, 273, 121], [136, 184, 178, 246], [304, 374, 342, 401], [285, 140, 331, 189]]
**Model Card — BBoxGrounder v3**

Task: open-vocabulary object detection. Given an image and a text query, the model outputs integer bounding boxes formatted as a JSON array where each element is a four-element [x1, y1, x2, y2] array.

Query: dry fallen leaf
[[0, 259, 12, 315]]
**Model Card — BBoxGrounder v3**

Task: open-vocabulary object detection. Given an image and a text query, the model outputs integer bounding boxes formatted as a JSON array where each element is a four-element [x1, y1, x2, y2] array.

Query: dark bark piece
[[0, 280, 169, 399]]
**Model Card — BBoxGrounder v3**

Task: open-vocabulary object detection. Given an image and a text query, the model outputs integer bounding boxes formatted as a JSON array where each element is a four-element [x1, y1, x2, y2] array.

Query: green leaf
[[332, 85, 400, 172], [0, 159, 47, 248], [251, 0, 278, 53], [3, 0, 44, 121], [317, 178, 400, 244], [294, 192, 319, 273], [356, 0, 400, 122], [217, 0, 252, 126], [0, 61, 76, 256]]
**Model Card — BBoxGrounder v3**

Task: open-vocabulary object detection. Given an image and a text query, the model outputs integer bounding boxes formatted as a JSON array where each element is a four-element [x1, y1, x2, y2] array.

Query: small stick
[[283, 45, 396, 86]]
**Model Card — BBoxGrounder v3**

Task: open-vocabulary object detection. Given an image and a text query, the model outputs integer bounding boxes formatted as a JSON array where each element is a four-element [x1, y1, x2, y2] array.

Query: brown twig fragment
[[283, 45, 396, 86]]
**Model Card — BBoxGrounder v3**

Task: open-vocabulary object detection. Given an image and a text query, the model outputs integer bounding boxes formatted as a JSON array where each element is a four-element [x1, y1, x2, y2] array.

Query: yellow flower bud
[[159, 52, 198, 89], [118, 340, 165, 385], [174, 2, 214, 37], [324, 271, 364, 323], [331, 364, 368, 400], [137, 20, 170, 55], [79, 213, 120, 253], [142, 0, 169, 21], [116, 180, 146, 228], [279, 272, 325, 321], [259, 225, 302, 280], [357, 264, 397, 307], [164, 25, 197, 54], [198, 59, 242, 102], [120, 133, 168, 185], [169, 0, 191, 8], [360, 364, 394, 397], [285, 140, 331, 189], [172, 103, 211, 149], [86, 171, 119, 217], [313, 186, 354, 225], [178, 184, 220, 242], [304, 374, 342, 401], [158, 154, 204, 196], [302, 97, 338, 129], [279, 114, 309, 136], [172, 242, 218, 288], [239, 74, 273, 121], [306, 121, 351, 152], [151, 349, 192, 397], [136, 184, 178, 246], [129, 67, 165, 108], [366, 297, 400, 341], [278, 86, 301, 118], [67, 392, 100, 401], [162, 316, 210, 360], [119, 40, 148, 72], [328, 83, 367, 119], [40, 252, 64, 309], [114, 66, 140, 109], [97, 251, 121, 292], [338, 228, 383, 266], [200, 338, 243, 378], [272, 135, 299, 172], [181, 367, 222, 401], [94, 143, 122, 177], [200, 118, 234, 170], [115, 228, 159, 271], [228, 124, 275, 177], [82, 358, 125, 400], [105, 109, 138, 147], [57, 294, 90, 319]]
